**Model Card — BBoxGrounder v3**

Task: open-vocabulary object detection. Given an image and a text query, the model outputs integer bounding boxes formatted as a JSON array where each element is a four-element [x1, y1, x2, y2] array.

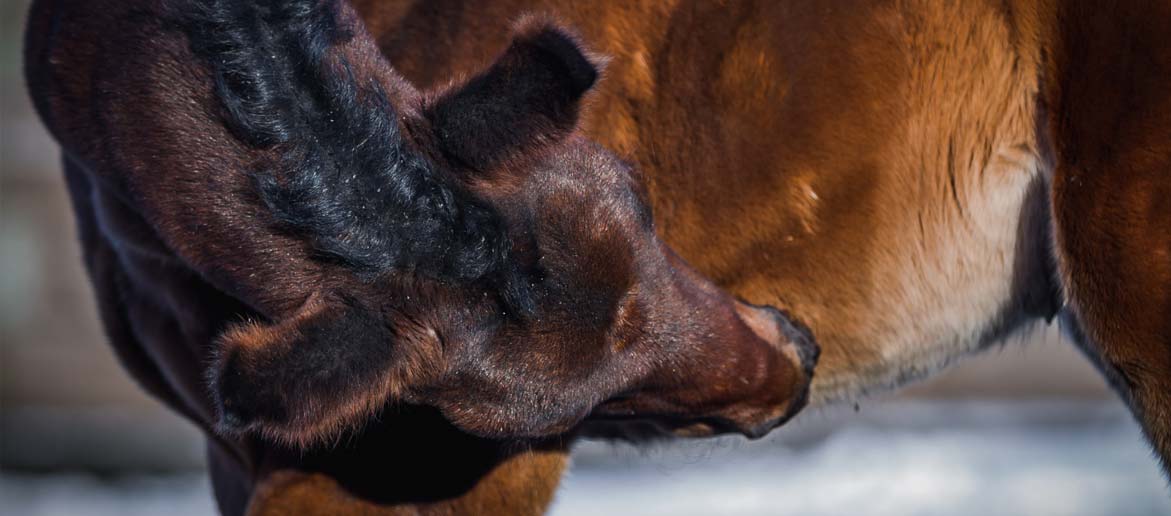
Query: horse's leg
[[246, 450, 568, 515], [240, 407, 569, 516], [1046, 0, 1171, 472], [1053, 167, 1171, 472]]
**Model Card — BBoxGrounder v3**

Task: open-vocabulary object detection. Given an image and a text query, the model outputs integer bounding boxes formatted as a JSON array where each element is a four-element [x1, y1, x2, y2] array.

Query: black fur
[[171, 0, 530, 310], [216, 299, 394, 433]]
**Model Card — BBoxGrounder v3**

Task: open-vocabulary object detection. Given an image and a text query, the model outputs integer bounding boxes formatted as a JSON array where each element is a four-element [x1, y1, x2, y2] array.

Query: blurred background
[[1, 1, 1167, 514]]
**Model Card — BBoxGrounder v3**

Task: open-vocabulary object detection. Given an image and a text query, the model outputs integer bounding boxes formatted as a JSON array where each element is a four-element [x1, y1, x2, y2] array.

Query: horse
[[24, 0, 820, 513], [26, 0, 1171, 514], [350, 0, 1171, 496]]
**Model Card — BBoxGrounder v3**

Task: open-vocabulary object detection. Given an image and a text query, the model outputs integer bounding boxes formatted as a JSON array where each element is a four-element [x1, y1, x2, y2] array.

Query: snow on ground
[[3, 401, 1168, 516], [554, 402, 1170, 516], [0, 474, 215, 516]]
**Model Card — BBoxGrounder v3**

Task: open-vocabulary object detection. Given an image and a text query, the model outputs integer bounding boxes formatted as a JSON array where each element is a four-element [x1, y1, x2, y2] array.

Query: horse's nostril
[[737, 302, 819, 376], [798, 338, 820, 375], [768, 306, 819, 374]]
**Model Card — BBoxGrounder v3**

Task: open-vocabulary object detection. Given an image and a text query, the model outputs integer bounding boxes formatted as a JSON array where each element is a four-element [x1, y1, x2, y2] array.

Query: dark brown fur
[[1042, 0, 1171, 472], [24, 0, 816, 514]]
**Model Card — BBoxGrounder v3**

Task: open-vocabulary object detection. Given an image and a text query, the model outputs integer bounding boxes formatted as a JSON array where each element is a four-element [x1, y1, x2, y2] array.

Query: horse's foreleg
[[1047, 0, 1171, 474], [244, 449, 568, 515]]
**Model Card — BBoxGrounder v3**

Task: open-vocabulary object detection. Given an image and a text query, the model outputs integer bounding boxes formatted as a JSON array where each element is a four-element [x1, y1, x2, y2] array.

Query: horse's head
[[182, 1, 816, 446]]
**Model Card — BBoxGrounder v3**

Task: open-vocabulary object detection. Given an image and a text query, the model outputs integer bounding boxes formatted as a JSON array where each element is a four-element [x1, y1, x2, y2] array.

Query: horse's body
[[25, 0, 1171, 514]]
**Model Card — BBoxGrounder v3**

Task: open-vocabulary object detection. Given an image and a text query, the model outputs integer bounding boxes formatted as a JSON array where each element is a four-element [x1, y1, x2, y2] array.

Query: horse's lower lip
[[580, 410, 762, 439], [737, 374, 814, 440], [778, 373, 813, 427]]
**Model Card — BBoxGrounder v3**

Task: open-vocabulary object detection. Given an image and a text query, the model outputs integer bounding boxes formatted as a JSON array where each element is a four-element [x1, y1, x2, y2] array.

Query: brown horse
[[25, 0, 817, 514], [25, 0, 1171, 514], [352, 0, 1171, 500]]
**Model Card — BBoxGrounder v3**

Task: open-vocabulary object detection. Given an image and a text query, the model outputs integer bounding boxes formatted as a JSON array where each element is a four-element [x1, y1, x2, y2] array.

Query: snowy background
[[555, 401, 1169, 516], [3, 1, 1168, 514], [3, 401, 1168, 516]]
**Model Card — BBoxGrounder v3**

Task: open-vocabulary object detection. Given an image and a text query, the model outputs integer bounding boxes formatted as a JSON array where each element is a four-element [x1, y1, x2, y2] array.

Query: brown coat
[[352, 0, 1171, 511]]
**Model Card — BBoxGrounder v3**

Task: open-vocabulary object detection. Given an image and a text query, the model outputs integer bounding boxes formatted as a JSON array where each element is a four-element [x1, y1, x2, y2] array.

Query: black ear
[[212, 296, 407, 447], [427, 20, 601, 170]]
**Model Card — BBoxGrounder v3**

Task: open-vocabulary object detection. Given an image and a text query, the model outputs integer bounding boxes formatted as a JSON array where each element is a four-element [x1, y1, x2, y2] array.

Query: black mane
[[172, 0, 530, 309]]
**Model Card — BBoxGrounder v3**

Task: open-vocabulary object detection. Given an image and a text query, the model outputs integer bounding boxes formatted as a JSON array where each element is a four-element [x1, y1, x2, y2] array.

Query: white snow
[[553, 401, 1170, 516]]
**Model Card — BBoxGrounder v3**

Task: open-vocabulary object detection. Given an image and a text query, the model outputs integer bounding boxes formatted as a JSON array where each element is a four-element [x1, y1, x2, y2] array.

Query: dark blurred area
[[0, 0, 206, 475], [1, 0, 1166, 514]]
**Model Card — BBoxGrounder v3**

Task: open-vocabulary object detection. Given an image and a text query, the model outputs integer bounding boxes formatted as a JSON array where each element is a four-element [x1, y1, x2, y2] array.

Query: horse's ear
[[211, 295, 407, 447], [426, 19, 601, 170]]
